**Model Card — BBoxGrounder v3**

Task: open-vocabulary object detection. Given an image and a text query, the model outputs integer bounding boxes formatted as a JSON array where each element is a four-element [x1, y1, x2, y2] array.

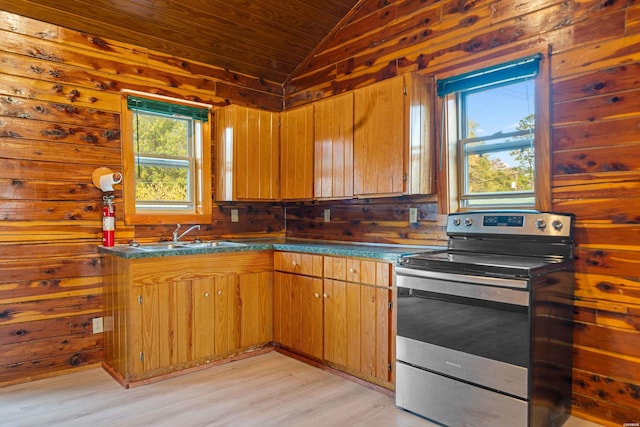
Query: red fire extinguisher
[[102, 195, 115, 247]]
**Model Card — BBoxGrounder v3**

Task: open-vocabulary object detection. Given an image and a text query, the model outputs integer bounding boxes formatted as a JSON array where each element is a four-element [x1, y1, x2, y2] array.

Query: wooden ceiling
[[1, 0, 361, 85]]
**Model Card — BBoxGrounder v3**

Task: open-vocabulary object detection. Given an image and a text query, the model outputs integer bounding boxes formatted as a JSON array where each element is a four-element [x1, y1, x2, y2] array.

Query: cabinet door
[[213, 275, 241, 356], [314, 92, 354, 199], [273, 271, 293, 348], [361, 285, 392, 382], [323, 278, 348, 367], [405, 73, 435, 195], [280, 104, 314, 200], [273, 271, 323, 359], [353, 75, 406, 196], [192, 278, 216, 359], [238, 271, 273, 348], [139, 282, 193, 373], [216, 104, 279, 201], [300, 275, 324, 359]]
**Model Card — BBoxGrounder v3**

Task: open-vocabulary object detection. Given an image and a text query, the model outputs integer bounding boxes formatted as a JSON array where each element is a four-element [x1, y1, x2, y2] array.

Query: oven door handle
[[395, 266, 529, 306]]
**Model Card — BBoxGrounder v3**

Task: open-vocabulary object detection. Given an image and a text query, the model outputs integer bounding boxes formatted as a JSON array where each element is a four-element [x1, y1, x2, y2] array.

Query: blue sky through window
[[466, 79, 535, 137]]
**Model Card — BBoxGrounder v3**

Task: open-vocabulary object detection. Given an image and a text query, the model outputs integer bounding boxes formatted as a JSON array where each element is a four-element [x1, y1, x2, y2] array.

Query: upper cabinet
[[314, 92, 354, 199], [405, 73, 436, 195], [215, 73, 434, 202], [280, 104, 314, 200], [215, 104, 280, 201], [353, 73, 434, 197]]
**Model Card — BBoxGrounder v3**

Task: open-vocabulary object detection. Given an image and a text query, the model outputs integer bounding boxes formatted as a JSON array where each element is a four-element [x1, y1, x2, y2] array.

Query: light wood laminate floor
[[0, 352, 604, 427]]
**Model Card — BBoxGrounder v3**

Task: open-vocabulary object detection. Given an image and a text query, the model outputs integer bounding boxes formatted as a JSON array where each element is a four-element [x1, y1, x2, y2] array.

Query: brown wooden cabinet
[[273, 252, 323, 359], [103, 251, 273, 386], [273, 251, 394, 389], [353, 73, 434, 197], [323, 256, 392, 385], [314, 92, 354, 199], [280, 104, 314, 200], [215, 104, 280, 201]]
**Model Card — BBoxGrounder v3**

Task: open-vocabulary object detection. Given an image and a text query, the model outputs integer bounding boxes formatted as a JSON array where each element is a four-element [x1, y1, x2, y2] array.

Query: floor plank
[[0, 352, 604, 427]]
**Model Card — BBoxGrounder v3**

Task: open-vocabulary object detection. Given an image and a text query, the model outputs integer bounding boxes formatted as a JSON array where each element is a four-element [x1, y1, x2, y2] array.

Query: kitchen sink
[[131, 241, 247, 251], [176, 241, 247, 248]]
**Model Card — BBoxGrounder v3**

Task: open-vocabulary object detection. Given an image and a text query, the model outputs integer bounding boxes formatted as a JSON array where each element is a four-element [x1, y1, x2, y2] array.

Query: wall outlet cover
[[92, 317, 104, 334], [409, 208, 418, 223]]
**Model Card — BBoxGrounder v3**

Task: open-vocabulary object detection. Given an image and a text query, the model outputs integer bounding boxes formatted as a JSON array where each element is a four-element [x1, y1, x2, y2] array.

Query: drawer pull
[[314, 293, 320, 298], [204, 292, 209, 297], [217, 290, 223, 295]]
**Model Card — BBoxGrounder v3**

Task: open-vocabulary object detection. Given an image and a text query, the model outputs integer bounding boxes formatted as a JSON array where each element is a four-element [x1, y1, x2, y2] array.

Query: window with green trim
[[121, 91, 212, 224], [438, 54, 541, 209]]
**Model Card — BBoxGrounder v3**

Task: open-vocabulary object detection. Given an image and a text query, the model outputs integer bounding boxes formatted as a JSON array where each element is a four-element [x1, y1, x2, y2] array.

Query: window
[[121, 91, 212, 224], [438, 54, 545, 210]]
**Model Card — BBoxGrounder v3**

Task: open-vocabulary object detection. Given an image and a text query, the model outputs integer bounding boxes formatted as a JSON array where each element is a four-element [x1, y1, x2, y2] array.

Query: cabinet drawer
[[360, 260, 392, 287], [324, 256, 360, 282], [274, 251, 323, 277], [324, 256, 392, 287]]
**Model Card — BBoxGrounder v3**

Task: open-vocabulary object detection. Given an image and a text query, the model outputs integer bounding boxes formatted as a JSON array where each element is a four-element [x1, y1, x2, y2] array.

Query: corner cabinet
[[280, 104, 314, 200], [314, 92, 354, 199], [215, 104, 280, 201], [103, 251, 273, 386], [273, 251, 394, 389], [273, 252, 324, 359], [353, 73, 435, 196]]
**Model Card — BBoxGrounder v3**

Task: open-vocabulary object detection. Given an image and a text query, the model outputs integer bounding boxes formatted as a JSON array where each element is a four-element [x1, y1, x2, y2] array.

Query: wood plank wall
[[0, 11, 283, 386], [284, 0, 640, 425]]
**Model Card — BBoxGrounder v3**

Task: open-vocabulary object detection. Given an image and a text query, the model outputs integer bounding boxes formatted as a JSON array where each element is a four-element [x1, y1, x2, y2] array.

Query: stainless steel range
[[395, 211, 575, 427]]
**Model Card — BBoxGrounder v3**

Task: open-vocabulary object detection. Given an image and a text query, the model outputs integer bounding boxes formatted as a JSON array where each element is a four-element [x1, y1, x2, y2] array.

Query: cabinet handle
[[292, 261, 297, 267], [217, 290, 223, 295], [204, 292, 209, 297], [314, 293, 320, 298], [323, 293, 328, 298], [349, 268, 355, 273]]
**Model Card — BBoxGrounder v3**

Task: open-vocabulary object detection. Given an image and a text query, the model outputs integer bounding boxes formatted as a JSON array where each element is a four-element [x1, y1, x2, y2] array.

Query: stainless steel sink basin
[[175, 241, 247, 248], [130, 241, 246, 251]]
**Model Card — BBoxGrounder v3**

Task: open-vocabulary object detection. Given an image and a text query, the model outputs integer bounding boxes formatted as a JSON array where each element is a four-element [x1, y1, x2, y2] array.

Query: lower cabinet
[[273, 251, 394, 389], [103, 251, 273, 386], [273, 272, 324, 359], [323, 279, 391, 384]]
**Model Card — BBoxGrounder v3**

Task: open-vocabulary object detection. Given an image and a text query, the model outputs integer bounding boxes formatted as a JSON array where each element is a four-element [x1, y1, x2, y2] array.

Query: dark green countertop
[[98, 238, 444, 262]]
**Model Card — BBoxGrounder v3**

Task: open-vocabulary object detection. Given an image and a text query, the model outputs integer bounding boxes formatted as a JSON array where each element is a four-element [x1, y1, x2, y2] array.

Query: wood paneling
[[0, 0, 359, 84], [286, 195, 443, 245], [0, 11, 284, 387]]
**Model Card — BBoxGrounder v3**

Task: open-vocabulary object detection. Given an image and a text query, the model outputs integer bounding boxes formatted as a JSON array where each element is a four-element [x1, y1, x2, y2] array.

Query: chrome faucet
[[172, 224, 201, 242]]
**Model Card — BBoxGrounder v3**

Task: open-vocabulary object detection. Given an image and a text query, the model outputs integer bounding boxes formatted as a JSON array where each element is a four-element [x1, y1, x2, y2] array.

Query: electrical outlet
[[409, 208, 418, 224], [231, 209, 239, 223], [324, 209, 331, 222], [92, 317, 104, 334]]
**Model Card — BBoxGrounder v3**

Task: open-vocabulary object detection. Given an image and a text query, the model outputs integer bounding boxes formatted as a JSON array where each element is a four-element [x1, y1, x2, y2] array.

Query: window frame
[[436, 53, 551, 214], [457, 77, 536, 208], [121, 90, 212, 225]]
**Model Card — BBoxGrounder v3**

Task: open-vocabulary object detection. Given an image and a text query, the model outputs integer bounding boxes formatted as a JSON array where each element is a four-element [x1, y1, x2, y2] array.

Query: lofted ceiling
[[1, 0, 361, 85]]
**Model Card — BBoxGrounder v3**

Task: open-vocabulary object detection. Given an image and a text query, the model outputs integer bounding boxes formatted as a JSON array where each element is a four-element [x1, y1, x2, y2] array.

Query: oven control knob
[[552, 220, 563, 231], [452, 217, 461, 226], [464, 218, 473, 227], [535, 219, 547, 230]]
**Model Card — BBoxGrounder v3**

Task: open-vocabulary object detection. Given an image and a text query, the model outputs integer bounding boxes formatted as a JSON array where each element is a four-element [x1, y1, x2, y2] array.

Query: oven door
[[395, 266, 530, 399]]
